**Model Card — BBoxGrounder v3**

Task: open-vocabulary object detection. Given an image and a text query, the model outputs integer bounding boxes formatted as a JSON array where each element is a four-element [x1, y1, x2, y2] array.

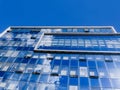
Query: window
[[5, 50, 13, 57], [90, 78, 100, 88], [59, 76, 68, 86], [24, 54, 32, 58], [32, 54, 39, 58], [39, 74, 49, 83], [29, 58, 37, 64], [97, 61, 106, 69], [69, 77, 78, 85], [25, 64, 34, 73], [70, 60, 78, 67], [111, 55, 120, 62], [79, 55, 86, 61], [80, 77, 89, 88], [100, 78, 112, 88], [70, 68, 78, 77], [62, 60, 69, 66], [84, 29, 89, 32], [0, 71, 5, 77], [47, 54, 54, 60], [42, 65, 51, 73], [98, 68, 109, 78], [89, 69, 98, 78], [80, 67, 88, 77], [63, 56, 69, 60], [11, 73, 21, 81], [105, 55, 113, 62], [29, 74, 39, 82], [88, 61, 96, 69], [69, 86, 78, 90], [7, 81, 18, 90], [2, 63, 10, 71], [52, 66, 59, 74], [0, 82, 6, 88], [79, 61, 87, 67], [94, 55, 104, 61], [48, 76, 59, 84], [20, 73, 30, 81], [54, 60, 61, 65], [60, 67, 68, 76], [16, 64, 26, 73], [33, 65, 42, 74], [11, 51, 19, 57], [111, 79, 120, 88], [55, 56, 61, 60]]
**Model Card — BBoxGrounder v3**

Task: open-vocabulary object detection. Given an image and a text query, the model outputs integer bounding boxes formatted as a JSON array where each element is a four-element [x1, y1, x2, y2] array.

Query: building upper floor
[[0, 26, 120, 54]]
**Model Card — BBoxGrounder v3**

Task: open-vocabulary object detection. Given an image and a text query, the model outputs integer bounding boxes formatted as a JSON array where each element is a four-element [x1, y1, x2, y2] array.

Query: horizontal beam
[[10, 26, 114, 29], [34, 49, 120, 55], [44, 32, 120, 36]]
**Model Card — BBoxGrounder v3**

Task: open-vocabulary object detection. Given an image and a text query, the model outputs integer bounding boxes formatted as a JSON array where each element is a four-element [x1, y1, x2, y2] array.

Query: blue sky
[[0, 0, 120, 32]]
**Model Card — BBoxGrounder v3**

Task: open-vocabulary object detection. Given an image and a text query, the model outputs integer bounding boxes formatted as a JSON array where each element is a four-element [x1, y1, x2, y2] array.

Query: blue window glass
[[14, 58, 23, 63], [115, 62, 120, 68], [8, 63, 19, 72], [70, 67, 78, 77], [2, 72, 13, 81], [89, 68, 98, 78], [27, 83, 36, 90], [39, 74, 49, 83], [80, 77, 89, 88], [48, 76, 59, 84], [25, 64, 34, 73], [97, 61, 106, 69], [59, 76, 68, 86], [60, 66, 69, 76], [88, 61, 96, 69], [0, 71, 5, 77], [20, 73, 30, 81], [51, 65, 60, 74], [98, 68, 109, 78], [62, 60, 69, 66], [90, 78, 100, 87], [100, 78, 112, 88], [106, 62, 115, 69], [111, 79, 120, 88], [16, 47, 24, 50], [70, 60, 78, 67], [22, 58, 30, 63], [69, 77, 78, 85], [57, 86, 67, 90], [6, 57, 15, 63], [29, 58, 37, 64], [29, 74, 39, 82], [0, 57, 8, 62], [79, 61, 87, 67], [105, 55, 112, 62], [11, 73, 21, 81], [37, 59, 44, 65], [53, 60, 61, 65]]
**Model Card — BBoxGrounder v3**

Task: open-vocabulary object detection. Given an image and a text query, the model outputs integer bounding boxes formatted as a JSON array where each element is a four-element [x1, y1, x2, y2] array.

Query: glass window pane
[[100, 78, 112, 88], [80, 67, 88, 77], [80, 77, 89, 88], [90, 78, 100, 87]]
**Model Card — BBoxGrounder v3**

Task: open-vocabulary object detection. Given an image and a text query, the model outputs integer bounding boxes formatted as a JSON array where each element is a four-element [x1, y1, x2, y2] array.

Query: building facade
[[0, 26, 120, 90]]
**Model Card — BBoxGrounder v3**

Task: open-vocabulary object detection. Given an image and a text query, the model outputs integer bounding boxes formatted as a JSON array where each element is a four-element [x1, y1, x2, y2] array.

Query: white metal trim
[[0, 27, 11, 38], [34, 49, 120, 54], [9, 26, 114, 29], [34, 32, 44, 50], [111, 26, 117, 33], [9, 26, 116, 33]]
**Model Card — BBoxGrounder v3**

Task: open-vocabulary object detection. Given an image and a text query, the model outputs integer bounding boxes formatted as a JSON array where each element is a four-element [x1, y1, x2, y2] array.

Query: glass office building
[[0, 26, 120, 90]]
